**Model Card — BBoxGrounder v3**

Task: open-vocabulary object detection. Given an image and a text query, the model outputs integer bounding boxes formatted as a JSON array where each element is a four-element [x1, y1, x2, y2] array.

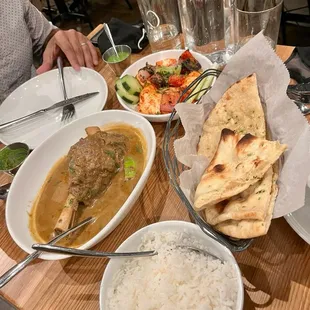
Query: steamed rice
[[107, 231, 238, 310]]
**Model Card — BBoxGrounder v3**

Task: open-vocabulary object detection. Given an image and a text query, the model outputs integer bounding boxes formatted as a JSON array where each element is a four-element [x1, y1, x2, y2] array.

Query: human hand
[[37, 29, 99, 74]]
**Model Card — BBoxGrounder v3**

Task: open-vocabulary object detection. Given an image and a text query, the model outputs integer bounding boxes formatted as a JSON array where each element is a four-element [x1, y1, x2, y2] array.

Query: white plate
[[6, 110, 156, 260], [0, 68, 108, 149], [285, 186, 310, 244], [100, 221, 244, 310], [117, 50, 213, 122]]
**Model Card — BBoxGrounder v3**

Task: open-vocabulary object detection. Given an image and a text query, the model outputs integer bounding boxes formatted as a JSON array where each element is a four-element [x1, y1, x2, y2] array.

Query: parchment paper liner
[[174, 33, 310, 219]]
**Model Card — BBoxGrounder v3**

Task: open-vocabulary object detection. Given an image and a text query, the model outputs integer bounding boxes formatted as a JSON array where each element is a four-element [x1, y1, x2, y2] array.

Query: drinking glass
[[137, 0, 183, 52], [234, 0, 283, 50], [178, 0, 235, 65]]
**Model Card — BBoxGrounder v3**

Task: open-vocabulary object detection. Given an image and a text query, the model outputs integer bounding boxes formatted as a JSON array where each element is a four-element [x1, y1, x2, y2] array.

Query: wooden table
[[1, 27, 309, 309]]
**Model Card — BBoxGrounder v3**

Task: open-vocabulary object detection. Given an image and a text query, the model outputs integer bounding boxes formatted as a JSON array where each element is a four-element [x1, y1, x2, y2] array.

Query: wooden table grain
[[0, 28, 309, 309]]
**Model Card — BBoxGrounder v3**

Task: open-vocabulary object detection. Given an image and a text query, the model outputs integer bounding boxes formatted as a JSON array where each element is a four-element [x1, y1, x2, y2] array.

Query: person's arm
[[43, 29, 59, 49], [23, 0, 56, 57], [23, 0, 98, 74]]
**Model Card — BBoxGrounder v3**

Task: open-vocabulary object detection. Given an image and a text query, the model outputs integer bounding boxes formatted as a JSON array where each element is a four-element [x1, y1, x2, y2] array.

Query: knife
[[0, 216, 94, 288], [0, 92, 99, 130]]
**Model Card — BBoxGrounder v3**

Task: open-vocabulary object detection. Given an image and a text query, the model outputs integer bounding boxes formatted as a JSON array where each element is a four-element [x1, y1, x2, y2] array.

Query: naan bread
[[194, 129, 286, 211], [214, 170, 279, 239], [204, 167, 273, 225], [198, 74, 266, 161]]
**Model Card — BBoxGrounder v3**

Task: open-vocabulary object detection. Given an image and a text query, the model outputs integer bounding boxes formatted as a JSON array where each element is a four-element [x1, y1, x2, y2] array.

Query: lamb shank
[[54, 126, 128, 234]]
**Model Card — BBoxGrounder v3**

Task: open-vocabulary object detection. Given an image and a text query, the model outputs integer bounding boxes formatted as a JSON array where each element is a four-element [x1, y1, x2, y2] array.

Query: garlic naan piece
[[214, 170, 279, 239], [198, 74, 266, 161], [204, 167, 273, 226], [194, 129, 286, 211]]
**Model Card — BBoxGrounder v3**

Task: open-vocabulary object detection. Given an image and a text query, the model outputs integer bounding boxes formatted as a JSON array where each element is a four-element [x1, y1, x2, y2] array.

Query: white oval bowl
[[117, 50, 213, 122], [6, 110, 156, 260], [100, 221, 244, 310]]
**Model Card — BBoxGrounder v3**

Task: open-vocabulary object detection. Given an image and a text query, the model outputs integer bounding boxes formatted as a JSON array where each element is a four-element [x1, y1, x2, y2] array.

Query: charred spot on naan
[[225, 94, 231, 100], [221, 128, 235, 141], [215, 201, 227, 213], [213, 164, 225, 173], [236, 133, 256, 149]]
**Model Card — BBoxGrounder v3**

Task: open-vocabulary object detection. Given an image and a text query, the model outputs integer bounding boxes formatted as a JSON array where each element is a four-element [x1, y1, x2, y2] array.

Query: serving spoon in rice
[[32, 244, 222, 262], [32, 244, 158, 258], [175, 245, 223, 263]]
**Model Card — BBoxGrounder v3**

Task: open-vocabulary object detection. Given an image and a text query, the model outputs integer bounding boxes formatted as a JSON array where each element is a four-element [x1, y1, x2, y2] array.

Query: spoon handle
[[0, 251, 40, 288], [103, 23, 119, 57], [32, 244, 157, 258], [0, 217, 94, 288]]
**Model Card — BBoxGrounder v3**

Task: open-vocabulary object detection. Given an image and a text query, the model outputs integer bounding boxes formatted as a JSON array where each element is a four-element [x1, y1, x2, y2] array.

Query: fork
[[62, 103, 76, 121], [57, 57, 76, 122], [294, 100, 310, 115]]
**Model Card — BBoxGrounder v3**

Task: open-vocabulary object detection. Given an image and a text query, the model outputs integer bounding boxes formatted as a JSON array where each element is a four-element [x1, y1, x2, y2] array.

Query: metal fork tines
[[294, 100, 310, 116], [61, 104, 76, 121], [287, 88, 310, 104], [57, 57, 76, 122]]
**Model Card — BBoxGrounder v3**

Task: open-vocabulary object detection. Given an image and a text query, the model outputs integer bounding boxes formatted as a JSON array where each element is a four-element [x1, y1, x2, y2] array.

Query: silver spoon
[[32, 244, 221, 261], [103, 23, 119, 58], [32, 244, 157, 258], [0, 217, 94, 288]]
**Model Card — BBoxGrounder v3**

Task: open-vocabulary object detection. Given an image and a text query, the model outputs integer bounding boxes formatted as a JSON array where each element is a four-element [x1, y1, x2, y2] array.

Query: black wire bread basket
[[162, 69, 253, 252]]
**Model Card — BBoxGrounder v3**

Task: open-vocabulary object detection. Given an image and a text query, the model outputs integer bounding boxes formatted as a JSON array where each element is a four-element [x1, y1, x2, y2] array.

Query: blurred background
[[31, 0, 310, 46]]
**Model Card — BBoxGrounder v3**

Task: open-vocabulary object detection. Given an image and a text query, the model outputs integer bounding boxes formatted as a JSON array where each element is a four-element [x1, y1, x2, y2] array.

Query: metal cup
[[102, 45, 132, 77]]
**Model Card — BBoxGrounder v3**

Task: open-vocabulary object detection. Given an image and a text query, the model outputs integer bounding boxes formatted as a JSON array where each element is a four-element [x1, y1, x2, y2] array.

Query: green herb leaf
[[104, 150, 116, 159], [255, 190, 266, 194], [0, 147, 28, 171], [124, 156, 136, 180], [135, 144, 143, 154]]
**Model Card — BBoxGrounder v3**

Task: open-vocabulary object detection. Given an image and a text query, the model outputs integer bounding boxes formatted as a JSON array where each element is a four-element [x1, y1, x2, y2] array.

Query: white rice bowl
[[100, 221, 244, 310]]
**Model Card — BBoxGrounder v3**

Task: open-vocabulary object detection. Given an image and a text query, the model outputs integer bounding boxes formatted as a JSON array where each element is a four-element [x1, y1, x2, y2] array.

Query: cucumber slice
[[196, 64, 219, 100], [121, 75, 142, 96], [115, 79, 139, 105]]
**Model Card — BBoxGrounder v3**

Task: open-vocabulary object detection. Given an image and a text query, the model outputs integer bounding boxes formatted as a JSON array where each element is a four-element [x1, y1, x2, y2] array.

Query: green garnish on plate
[[0, 147, 28, 171]]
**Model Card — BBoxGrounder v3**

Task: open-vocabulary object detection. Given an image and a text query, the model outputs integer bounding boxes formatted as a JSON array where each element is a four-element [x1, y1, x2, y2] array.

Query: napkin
[[98, 18, 148, 54], [285, 47, 310, 83], [174, 32, 310, 219]]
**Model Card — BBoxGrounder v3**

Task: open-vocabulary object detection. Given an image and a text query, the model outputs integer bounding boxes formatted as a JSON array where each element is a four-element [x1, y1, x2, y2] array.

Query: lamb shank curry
[[29, 124, 146, 247]]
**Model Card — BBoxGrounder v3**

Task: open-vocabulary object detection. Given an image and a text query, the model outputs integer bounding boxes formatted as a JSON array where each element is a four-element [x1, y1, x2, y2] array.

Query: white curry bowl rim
[[99, 220, 244, 310], [6, 110, 156, 260], [117, 49, 213, 123]]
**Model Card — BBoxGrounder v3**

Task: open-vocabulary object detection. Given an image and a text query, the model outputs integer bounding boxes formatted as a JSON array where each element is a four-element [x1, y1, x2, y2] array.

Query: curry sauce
[[29, 124, 146, 247]]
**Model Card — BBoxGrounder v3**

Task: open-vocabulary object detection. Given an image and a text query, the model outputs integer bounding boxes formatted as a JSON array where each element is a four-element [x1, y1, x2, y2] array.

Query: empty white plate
[[0, 67, 108, 149], [285, 186, 310, 244]]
